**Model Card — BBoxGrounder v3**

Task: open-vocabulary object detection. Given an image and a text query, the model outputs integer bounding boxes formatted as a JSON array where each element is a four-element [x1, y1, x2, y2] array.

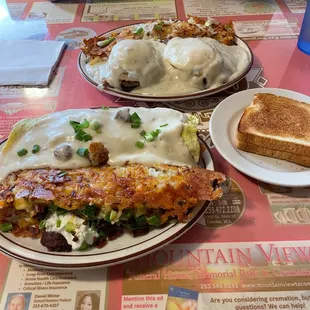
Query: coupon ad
[[27, 2, 78, 24], [234, 19, 300, 40], [183, 0, 282, 17], [82, 0, 176, 22], [259, 184, 310, 226], [283, 0, 307, 13]]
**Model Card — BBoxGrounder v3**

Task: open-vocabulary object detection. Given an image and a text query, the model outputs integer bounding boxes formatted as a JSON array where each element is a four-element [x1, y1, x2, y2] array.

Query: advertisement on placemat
[[183, 0, 282, 17], [27, 2, 78, 24], [82, 0, 176, 22], [284, 0, 307, 13], [121, 241, 310, 309], [0, 261, 107, 310], [234, 19, 300, 40], [259, 184, 310, 226]]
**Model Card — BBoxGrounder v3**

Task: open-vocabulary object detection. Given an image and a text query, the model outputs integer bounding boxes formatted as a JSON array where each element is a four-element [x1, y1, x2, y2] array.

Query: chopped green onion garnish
[[82, 205, 96, 218], [75, 129, 92, 142], [69, 119, 89, 132], [76, 147, 89, 158], [104, 211, 111, 223], [98, 231, 107, 238], [130, 112, 141, 124], [136, 215, 146, 225], [134, 27, 144, 35], [120, 209, 132, 221], [82, 133, 92, 142], [140, 130, 146, 137], [145, 133, 154, 142], [69, 120, 80, 132], [70, 120, 80, 126], [151, 129, 161, 137], [80, 118, 90, 128], [135, 141, 144, 149], [56, 219, 61, 228], [17, 148, 28, 157], [39, 220, 46, 229], [154, 24, 163, 31], [0, 222, 13, 232], [110, 210, 118, 222], [32, 144, 40, 154], [90, 120, 102, 133], [129, 112, 142, 128], [48, 203, 58, 212], [57, 171, 67, 177], [79, 241, 89, 251], [56, 208, 67, 215], [97, 37, 115, 47], [140, 129, 161, 142], [131, 122, 140, 129], [160, 123, 168, 127], [102, 106, 109, 110], [133, 205, 147, 218], [146, 215, 161, 226], [65, 222, 75, 233], [75, 130, 85, 141]]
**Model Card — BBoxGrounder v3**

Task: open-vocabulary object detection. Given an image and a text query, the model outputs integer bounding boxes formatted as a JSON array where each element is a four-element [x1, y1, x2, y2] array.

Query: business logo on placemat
[[198, 177, 246, 229]]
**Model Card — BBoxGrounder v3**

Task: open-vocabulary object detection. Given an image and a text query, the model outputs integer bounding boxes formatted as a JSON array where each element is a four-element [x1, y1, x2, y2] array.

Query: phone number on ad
[[33, 304, 59, 308], [201, 283, 239, 290], [206, 206, 240, 214]]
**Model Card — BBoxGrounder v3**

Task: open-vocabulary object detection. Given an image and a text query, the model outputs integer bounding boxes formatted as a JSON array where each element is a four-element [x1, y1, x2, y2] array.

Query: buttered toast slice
[[236, 93, 310, 166]]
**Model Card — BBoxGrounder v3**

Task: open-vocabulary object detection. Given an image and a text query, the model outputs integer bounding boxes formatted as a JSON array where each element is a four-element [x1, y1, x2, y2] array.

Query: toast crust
[[237, 93, 310, 157], [236, 139, 310, 167]]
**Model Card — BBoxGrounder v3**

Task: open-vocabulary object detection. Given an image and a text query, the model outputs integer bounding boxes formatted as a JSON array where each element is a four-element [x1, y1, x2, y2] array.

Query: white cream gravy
[[85, 37, 251, 96], [0, 108, 195, 181]]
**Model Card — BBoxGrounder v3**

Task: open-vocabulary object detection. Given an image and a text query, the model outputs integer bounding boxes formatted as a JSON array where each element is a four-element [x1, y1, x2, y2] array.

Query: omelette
[[0, 108, 225, 252]]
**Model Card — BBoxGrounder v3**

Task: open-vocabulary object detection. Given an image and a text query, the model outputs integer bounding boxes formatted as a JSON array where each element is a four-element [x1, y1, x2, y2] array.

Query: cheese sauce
[[85, 37, 251, 96], [0, 108, 195, 181]]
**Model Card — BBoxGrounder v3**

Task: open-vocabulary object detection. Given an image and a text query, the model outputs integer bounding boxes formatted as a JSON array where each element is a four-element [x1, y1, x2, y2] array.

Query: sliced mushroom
[[53, 143, 73, 161], [114, 108, 130, 122]]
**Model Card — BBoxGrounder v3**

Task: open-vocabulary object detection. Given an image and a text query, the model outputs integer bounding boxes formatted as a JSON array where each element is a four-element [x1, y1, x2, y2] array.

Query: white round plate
[[77, 23, 253, 102], [210, 88, 310, 187], [0, 137, 214, 270]]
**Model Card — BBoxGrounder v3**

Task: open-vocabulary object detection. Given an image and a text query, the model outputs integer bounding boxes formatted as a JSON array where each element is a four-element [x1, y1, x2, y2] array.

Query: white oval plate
[[210, 88, 310, 187], [77, 23, 254, 102], [0, 137, 214, 270]]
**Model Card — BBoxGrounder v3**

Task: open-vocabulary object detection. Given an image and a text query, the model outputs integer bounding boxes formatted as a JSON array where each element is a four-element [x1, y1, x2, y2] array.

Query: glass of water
[[298, 1, 310, 55]]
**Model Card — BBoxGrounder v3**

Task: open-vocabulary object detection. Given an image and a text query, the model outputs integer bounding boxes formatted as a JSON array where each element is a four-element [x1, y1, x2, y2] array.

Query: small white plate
[[0, 136, 214, 270], [210, 88, 310, 187], [77, 23, 253, 102]]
